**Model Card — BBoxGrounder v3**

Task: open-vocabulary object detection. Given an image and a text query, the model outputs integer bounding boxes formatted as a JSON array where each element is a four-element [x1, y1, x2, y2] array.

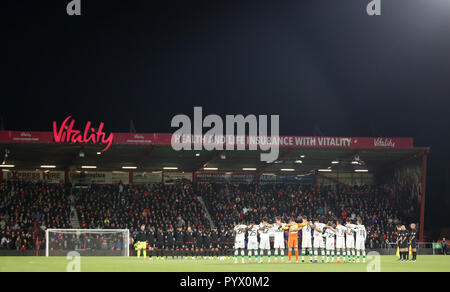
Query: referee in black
[[409, 223, 418, 262], [400, 225, 409, 261]]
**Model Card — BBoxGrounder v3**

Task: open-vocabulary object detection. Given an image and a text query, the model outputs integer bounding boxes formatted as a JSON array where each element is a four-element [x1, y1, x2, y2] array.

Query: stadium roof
[[0, 131, 429, 174]]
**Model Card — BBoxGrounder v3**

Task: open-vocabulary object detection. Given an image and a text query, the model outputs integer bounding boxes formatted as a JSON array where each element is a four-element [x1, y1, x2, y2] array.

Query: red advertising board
[[0, 131, 414, 149]]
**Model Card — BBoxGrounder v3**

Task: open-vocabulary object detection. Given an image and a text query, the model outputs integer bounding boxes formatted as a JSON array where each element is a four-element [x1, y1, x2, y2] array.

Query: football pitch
[[0, 255, 449, 272]]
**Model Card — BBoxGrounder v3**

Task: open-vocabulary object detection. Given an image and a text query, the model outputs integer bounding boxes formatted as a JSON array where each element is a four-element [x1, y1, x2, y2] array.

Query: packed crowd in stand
[[0, 181, 71, 251], [74, 182, 211, 232], [0, 179, 418, 253]]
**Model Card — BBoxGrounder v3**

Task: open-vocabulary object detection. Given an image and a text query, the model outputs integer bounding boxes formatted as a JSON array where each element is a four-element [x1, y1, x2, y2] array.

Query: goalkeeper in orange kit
[[282, 218, 308, 263]]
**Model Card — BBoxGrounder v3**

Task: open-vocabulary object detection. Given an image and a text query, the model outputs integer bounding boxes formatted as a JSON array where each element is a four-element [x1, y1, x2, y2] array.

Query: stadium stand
[[74, 182, 213, 234], [0, 179, 419, 253], [0, 181, 71, 251]]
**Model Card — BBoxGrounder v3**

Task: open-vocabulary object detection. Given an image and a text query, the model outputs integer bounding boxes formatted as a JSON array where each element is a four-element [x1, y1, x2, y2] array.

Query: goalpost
[[45, 229, 130, 257]]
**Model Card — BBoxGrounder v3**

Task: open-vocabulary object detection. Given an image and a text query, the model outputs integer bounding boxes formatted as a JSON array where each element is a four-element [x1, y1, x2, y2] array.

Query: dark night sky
[[5, 0, 450, 228]]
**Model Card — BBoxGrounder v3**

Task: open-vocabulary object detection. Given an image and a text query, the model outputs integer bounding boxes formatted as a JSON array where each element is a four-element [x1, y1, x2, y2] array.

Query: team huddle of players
[[233, 216, 367, 264]]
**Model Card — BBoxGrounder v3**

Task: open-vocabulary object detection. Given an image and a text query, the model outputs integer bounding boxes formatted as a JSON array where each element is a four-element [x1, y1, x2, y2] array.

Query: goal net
[[45, 229, 130, 257]]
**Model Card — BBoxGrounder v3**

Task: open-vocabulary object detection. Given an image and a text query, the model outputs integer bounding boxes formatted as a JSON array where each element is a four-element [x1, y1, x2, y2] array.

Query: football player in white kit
[[271, 217, 286, 263], [354, 219, 367, 263], [345, 220, 356, 263], [335, 220, 347, 263], [324, 221, 336, 263], [233, 222, 247, 264], [312, 220, 326, 263], [247, 222, 260, 263], [300, 216, 313, 263], [258, 218, 272, 263]]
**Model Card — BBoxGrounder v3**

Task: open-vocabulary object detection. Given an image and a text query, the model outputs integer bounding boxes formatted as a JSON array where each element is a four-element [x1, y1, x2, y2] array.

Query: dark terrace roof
[[0, 142, 428, 174]]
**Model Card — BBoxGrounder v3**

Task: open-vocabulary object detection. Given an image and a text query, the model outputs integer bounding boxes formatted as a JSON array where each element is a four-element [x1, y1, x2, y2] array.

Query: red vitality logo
[[53, 116, 114, 152]]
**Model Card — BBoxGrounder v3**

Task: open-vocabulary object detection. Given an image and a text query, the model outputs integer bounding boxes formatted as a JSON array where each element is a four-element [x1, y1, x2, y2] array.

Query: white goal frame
[[45, 229, 130, 257]]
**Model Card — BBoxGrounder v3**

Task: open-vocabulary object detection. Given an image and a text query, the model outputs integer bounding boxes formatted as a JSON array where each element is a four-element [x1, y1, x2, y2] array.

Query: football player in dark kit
[[399, 225, 410, 261], [147, 226, 156, 260], [165, 227, 175, 260], [175, 227, 185, 259], [195, 228, 204, 259], [184, 226, 195, 259], [409, 223, 418, 261], [227, 229, 234, 255], [219, 229, 228, 258], [203, 229, 213, 259], [211, 228, 219, 259], [155, 227, 165, 259]]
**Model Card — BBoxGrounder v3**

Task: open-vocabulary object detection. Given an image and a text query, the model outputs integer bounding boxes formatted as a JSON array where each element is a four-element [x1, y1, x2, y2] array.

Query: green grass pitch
[[0, 255, 449, 272]]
